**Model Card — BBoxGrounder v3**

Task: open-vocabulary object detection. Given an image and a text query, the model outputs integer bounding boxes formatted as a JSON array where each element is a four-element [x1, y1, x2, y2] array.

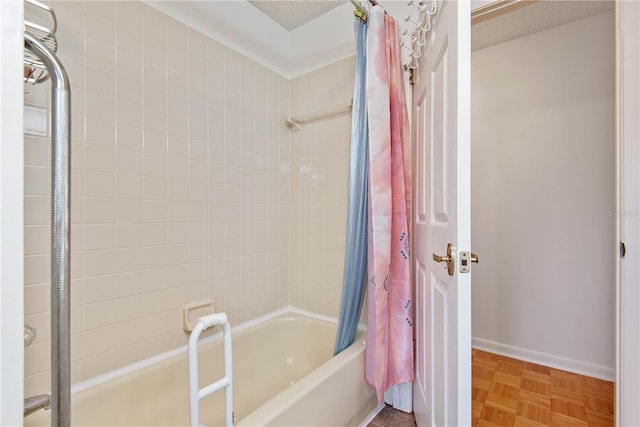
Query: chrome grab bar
[[24, 324, 37, 347], [24, 394, 51, 417], [24, 32, 71, 427]]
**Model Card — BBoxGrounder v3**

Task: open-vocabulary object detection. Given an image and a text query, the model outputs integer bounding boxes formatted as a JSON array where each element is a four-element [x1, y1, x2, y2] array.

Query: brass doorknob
[[470, 253, 479, 263], [433, 253, 451, 263], [433, 243, 455, 276]]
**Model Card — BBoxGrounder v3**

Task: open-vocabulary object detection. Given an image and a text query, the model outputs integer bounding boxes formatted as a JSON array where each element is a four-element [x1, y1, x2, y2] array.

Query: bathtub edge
[[71, 306, 301, 394], [70, 306, 363, 395], [237, 332, 372, 427]]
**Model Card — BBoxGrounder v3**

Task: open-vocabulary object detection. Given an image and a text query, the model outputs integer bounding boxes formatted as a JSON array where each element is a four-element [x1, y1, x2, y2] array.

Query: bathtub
[[24, 310, 377, 426]]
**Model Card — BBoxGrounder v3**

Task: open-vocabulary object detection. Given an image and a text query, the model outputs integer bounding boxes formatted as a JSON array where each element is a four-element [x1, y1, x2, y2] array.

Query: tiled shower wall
[[289, 57, 355, 318], [24, 0, 290, 395]]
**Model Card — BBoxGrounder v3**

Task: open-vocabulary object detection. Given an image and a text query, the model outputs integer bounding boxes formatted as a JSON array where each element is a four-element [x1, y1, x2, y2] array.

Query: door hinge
[[620, 241, 626, 258]]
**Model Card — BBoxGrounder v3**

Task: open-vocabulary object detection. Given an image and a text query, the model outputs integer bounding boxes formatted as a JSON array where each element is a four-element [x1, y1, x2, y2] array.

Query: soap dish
[[182, 300, 216, 332]]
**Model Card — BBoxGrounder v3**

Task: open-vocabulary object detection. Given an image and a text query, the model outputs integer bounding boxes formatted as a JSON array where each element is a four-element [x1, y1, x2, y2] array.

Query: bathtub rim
[[70, 306, 365, 395]]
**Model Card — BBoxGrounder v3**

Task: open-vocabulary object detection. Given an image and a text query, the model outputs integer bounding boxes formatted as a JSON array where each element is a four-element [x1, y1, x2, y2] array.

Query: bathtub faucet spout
[[24, 394, 51, 417]]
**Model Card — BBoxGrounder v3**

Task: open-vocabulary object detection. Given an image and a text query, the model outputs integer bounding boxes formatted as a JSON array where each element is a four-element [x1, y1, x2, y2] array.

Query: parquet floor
[[365, 350, 613, 427], [472, 349, 614, 427]]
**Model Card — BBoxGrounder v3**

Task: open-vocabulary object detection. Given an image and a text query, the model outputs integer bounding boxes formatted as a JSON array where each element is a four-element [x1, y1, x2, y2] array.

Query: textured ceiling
[[247, 0, 613, 45], [248, 1, 344, 30], [472, 0, 614, 51]]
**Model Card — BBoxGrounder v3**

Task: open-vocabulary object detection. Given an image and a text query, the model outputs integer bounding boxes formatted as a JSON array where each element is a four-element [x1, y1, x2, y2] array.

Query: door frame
[[466, 0, 638, 425], [616, 1, 640, 425]]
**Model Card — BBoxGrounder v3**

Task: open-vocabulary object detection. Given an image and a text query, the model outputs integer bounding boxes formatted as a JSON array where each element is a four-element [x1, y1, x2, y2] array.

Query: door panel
[[412, 1, 471, 426], [431, 44, 449, 225], [414, 260, 429, 425], [433, 276, 448, 427]]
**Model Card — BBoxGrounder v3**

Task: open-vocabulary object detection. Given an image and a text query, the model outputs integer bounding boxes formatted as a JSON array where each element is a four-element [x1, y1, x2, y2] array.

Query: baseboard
[[472, 337, 615, 381]]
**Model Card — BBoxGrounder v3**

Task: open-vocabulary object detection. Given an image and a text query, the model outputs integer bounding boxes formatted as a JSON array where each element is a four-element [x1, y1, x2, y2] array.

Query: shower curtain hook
[[404, 15, 419, 26], [425, 0, 438, 16], [403, 28, 418, 41], [420, 18, 431, 33], [408, 0, 425, 10]]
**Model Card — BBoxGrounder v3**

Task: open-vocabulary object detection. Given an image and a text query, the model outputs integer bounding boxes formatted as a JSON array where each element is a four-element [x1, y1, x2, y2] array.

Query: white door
[[412, 1, 471, 426]]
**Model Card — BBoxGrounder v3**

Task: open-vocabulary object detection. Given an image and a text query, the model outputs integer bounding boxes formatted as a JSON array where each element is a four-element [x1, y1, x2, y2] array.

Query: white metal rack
[[188, 313, 234, 427]]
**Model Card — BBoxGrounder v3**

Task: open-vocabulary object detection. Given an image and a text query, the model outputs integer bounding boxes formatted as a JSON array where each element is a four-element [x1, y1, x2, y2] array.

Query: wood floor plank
[[521, 378, 551, 396], [514, 415, 549, 427], [585, 411, 615, 427], [550, 412, 588, 427], [550, 398, 587, 421], [480, 406, 517, 426], [493, 371, 522, 388], [518, 389, 551, 409], [497, 360, 524, 377], [522, 369, 551, 384], [516, 401, 552, 424], [584, 394, 614, 416]]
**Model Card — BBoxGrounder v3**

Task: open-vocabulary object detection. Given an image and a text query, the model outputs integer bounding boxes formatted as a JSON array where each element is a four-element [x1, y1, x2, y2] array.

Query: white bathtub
[[24, 311, 377, 426]]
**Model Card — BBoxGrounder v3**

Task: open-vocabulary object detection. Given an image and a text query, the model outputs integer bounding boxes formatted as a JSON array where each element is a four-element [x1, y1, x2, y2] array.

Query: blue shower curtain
[[334, 17, 369, 355]]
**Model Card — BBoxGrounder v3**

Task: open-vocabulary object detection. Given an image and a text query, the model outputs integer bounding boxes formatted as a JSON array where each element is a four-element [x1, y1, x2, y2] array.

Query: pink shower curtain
[[365, 6, 413, 403]]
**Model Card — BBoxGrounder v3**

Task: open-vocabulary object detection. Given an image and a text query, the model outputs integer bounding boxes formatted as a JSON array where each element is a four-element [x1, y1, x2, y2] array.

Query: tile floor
[[367, 405, 417, 427]]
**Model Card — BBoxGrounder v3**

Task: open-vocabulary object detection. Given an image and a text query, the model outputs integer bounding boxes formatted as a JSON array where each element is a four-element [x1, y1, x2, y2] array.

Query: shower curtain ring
[[420, 19, 431, 33], [425, 0, 438, 16]]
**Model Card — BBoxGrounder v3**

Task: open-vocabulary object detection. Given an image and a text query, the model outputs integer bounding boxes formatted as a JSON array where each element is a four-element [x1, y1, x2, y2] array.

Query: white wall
[[471, 11, 615, 379]]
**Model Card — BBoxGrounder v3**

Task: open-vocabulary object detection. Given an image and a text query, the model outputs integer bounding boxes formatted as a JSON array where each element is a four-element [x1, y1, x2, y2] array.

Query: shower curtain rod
[[287, 100, 353, 131], [350, 0, 379, 11]]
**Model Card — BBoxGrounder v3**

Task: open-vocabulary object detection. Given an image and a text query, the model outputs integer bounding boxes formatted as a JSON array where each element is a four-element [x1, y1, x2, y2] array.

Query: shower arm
[[24, 32, 71, 427]]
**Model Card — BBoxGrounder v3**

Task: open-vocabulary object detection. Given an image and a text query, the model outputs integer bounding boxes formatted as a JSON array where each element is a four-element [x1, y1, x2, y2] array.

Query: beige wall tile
[[113, 320, 143, 348], [142, 335, 166, 359], [289, 57, 354, 319], [114, 343, 142, 369], [84, 352, 116, 379], [24, 0, 292, 387]]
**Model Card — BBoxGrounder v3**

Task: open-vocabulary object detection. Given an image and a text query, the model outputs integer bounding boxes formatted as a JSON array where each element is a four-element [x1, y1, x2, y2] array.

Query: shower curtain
[[334, 5, 413, 404], [334, 17, 369, 356], [364, 6, 413, 403]]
